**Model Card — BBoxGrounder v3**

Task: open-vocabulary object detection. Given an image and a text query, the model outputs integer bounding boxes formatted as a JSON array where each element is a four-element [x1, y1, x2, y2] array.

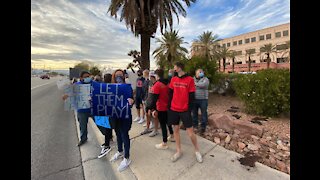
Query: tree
[[153, 30, 188, 68], [245, 49, 255, 72], [229, 50, 237, 73], [192, 31, 220, 60], [127, 50, 142, 73], [281, 40, 290, 62], [216, 46, 231, 73], [74, 62, 90, 71], [154, 53, 167, 70], [260, 43, 277, 69], [108, 0, 196, 70], [184, 56, 218, 82], [90, 66, 101, 76]]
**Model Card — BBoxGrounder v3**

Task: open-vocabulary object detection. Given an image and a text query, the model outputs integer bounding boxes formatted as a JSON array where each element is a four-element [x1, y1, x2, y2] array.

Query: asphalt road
[[31, 77, 84, 180]]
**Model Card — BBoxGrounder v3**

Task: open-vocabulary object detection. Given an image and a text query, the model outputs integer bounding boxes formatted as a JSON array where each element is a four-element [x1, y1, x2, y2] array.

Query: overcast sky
[[31, 0, 290, 70]]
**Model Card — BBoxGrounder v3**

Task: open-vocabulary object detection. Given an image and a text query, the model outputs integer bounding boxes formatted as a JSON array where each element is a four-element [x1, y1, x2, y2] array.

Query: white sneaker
[[143, 123, 147, 127], [195, 151, 203, 163], [133, 117, 140, 122], [155, 143, 168, 150], [110, 151, 124, 162], [118, 158, 131, 172], [149, 121, 154, 129], [138, 118, 145, 124], [149, 130, 158, 137]]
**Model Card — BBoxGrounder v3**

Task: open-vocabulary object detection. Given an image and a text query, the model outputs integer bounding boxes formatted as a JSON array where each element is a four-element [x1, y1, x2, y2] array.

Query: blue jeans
[[192, 99, 208, 130], [77, 112, 91, 142]]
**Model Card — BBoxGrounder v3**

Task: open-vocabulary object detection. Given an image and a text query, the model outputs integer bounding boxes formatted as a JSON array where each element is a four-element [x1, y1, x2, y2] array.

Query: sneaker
[[138, 118, 145, 124], [100, 143, 106, 148], [133, 117, 140, 122], [149, 130, 158, 137], [140, 128, 152, 135], [110, 151, 124, 162], [167, 135, 175, 142], [143, 123, 147, 127], [171, 152, 182, 162], [155, 143, 168, 150], [98, 146, 112, 158], [118, 158, 131, 172], [195, 151, 203, 163], [149, 121, 154, 129], [77, 139, 87, 146]]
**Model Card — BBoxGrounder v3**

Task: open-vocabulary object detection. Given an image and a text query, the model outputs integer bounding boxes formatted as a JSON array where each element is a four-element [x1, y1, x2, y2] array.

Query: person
[[133, 69, 145, 124], [62, 71, 93, 146], [109, 69, 135, 172], [168, 62, 203, 163], [192, 69, 210, 134], [96, 73, 114, 158], [140, 71, 159, 137], [141, 69, 152, 128], [150, 69, 175, 149], [123, 69, 131, 84], [94, 75, 102, 82], [72, 77, 78, 84], [168, 69, 175, 83]]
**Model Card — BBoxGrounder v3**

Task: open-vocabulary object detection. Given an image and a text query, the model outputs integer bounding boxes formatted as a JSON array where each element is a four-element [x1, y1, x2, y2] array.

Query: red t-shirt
[[169, 75, 196, 112], [152, 81, 169, 111]]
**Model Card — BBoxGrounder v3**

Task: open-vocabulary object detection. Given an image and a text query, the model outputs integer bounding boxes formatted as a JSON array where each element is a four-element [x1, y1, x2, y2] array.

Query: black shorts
[[168, 110, 193, 128], [135, 97, 143, 109]]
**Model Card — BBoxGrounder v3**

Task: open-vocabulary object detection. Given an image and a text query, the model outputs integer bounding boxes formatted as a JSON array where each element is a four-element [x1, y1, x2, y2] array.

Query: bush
[[233, 69, 290, 117]]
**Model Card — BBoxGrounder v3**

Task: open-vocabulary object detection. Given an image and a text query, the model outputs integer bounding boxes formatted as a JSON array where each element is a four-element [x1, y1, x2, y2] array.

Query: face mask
[[83, 77, 92, 83], [168, 73, 172, 77], [116, 76, 124, 83], [199, 72, 204, 78]]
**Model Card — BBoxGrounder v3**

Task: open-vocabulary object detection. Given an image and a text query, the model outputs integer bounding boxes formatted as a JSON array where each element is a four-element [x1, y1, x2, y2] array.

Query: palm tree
[[192, 31, 220, 60], [260, 43, 277, 69], [229, 50, 237, 73], [281, 40, 290, 62], [153, 30, 188, 68], [108, 0, 196, 70], [245, 49, 255, 72], [216, 46, 231, 72]]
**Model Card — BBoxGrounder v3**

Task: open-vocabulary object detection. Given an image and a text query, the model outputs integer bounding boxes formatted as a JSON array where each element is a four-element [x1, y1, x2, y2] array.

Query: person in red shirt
[[149, 69, 175, 150], [168, 62, 203, 163]]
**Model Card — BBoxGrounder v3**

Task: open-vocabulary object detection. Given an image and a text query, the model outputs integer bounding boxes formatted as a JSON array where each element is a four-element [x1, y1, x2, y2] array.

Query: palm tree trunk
[[223, 58, 226, 72], [232, 58, 235, 73], [141, 33, 150, 70], [248, 56, 251, 72], [218, 59, 221, 72]]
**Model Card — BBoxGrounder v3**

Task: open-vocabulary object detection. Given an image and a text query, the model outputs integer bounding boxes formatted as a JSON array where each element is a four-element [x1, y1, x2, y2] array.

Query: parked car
[[40, 74, 50, 79]]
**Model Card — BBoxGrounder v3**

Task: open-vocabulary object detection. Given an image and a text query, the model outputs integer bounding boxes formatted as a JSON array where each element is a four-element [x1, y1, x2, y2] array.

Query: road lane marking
[[31, 81, 54, 90]]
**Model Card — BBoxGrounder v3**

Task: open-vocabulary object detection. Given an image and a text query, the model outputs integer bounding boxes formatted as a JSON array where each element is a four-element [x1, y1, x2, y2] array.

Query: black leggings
[[97, 125, 113, 147], [158, 111, 173, 143]]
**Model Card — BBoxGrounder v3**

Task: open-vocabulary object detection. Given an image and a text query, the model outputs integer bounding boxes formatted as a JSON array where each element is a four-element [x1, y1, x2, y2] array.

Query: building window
[[266, 34, 271, 40], [227, 43, 230, 47], [245, 38, 250, 43], [236, 50, 242, 55], [251, 37, 256, 42], [238, 40, 243, 45], [277, 57, 288, 63], [247, 48, 256, 53], [222, 44, 226, 47], [276, 44, 289, 50], [283, 30, 289, 36], [237, 61, 242, 64], [259, 35, 264, 41], [233, 41, 237, 46], [275, 32, 281, 38]]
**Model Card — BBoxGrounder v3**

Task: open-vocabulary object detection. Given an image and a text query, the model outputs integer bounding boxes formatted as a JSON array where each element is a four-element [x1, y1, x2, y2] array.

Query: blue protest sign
[[94, 116, 111, 129], [91, 83, 132, 120]]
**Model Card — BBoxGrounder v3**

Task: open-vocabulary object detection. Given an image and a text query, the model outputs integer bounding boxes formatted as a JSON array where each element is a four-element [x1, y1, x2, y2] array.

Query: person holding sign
[[168, 62, 203, 163], [133, 69, 146, 124], [108, 69, 134, 172], [62, 71, 93, 146]]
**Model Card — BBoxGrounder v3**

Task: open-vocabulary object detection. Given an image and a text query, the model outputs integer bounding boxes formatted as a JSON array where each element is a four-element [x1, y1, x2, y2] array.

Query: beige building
[[191, 23, 290, 73]]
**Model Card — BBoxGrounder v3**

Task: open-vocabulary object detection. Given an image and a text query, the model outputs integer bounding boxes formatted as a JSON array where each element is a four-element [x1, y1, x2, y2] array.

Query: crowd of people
[[62, 61, 210, 172]]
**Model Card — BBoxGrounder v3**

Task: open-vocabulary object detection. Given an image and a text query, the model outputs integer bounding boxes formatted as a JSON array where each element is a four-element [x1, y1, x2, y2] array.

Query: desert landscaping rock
[[266, 136, 272, 141], [276, 160, 287, 172], [214, 137, 221, 144], [232, 114, 241, 119], [251, 135, 260, 140], [225, 135, 231, 143], [247, 144, 259, 151], [269, 148, 276, 153], [234, 129, 241, 135]]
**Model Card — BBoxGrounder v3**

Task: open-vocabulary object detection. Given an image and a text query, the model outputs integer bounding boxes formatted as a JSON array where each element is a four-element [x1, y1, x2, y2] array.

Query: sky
[[31, 0, 290, 70]]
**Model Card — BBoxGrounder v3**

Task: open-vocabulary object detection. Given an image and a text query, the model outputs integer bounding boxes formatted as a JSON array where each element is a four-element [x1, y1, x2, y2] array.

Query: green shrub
[[183, 56, 218, 82], [233, 69, 290, 117]]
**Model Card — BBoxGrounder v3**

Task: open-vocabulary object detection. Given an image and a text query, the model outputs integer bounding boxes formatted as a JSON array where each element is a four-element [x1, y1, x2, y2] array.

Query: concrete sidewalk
[[77, 108, 290, 180]]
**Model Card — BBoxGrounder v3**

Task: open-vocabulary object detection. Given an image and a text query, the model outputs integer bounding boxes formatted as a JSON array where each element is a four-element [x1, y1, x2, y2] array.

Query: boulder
[[276, 160, 287, 172], [208, 114, 264, 137], [247, 144, 259, 151], [214, 137, 221, 144]]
